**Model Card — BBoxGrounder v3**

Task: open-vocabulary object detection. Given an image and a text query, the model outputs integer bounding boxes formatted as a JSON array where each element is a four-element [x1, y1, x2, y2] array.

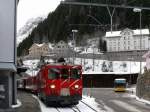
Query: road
[[83, 88, 150, 112]]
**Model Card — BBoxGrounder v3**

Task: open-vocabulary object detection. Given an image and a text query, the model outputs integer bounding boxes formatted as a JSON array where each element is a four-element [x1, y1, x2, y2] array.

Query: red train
[[18, 62, 83, 105]]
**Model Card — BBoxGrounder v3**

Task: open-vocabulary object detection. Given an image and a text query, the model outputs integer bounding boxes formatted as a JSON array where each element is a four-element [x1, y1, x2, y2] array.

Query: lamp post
[[133, 8, 142, 74], [72, 29, 78, 64], [128, 57, 133, 85], [92, 45, 95, 71]]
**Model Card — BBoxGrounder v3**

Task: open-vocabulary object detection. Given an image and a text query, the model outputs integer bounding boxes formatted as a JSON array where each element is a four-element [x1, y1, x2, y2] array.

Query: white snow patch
[[12, 99, 22, 108], [127, 86, 150, 105], [135, 97, 150, 105], [81, 96, 105, 112]]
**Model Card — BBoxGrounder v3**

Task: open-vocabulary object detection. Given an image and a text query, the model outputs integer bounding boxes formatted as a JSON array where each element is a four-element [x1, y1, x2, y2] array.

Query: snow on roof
[[106, 31, 121, 37], [35, 43, 44, 47], [115, 78, 126, 81], [106, 29, 149, 37], [134, 29, 149, 35], [48, 43, 54, 49]]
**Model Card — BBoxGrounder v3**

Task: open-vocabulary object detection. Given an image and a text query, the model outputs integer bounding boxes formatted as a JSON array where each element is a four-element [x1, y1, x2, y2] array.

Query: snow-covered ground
[[33, 95, 105, 112], [127, 86, 150, 105], [23, 58, 145, 76], [12, 100, 22, 108]]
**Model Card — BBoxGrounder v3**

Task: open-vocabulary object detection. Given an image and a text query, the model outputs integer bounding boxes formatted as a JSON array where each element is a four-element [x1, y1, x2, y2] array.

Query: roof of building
[[106, 29, 149, 37], [48, 43, 54, 49], [35, 43, 44, 47]]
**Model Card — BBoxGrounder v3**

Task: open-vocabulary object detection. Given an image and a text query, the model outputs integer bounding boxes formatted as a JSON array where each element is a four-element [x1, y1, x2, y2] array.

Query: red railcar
[[17, 62, 82, 105], [36, 63, 82, 105], [17, 76, 37, 93]]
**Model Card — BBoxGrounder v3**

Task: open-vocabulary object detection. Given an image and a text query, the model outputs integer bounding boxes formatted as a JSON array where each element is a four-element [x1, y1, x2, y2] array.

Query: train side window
[[48, 68, 60, 79], [70, 69, 81, 79], [61, 69, 69, 79]]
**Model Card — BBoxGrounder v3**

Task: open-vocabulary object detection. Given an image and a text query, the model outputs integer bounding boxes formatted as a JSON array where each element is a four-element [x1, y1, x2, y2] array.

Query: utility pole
[[61, 1, 150, 32], [61, 1, 150, 10], [72, 29, 78, 64], [133, 8, 142, 74], [107, 7, 116, 32]]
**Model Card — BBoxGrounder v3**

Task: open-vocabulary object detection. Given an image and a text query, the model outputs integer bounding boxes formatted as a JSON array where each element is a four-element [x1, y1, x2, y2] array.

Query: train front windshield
[[114, 82, 126, 88], [61, 68, 69, 79], [114, 79, 126, 88], [48, 67, 81, 79], [70, 69, 81, 79], [48, 68, 60, 79]]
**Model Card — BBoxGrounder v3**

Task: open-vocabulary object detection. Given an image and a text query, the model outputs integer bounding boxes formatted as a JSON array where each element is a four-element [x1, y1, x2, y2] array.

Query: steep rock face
[[136, 70, 150, 100], [17, 17, 45, 45]]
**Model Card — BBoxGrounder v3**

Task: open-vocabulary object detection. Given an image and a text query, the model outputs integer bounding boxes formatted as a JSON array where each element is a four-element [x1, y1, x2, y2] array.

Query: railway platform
[[14, 91, 41, 112]]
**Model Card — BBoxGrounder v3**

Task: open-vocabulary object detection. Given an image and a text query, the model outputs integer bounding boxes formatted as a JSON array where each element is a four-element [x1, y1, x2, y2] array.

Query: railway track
[[80, 100, 99, 112], [54, 101, 99, 112], [55, 107, 78, 112], [34, 94, 99, 112]]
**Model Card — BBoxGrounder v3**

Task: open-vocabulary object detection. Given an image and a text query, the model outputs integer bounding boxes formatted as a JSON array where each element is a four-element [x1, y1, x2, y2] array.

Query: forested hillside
[[17, 0, 150, 56]]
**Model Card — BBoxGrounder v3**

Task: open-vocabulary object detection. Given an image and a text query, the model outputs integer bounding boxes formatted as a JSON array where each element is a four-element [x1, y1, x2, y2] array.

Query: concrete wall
[[83, 73, 138, 88]]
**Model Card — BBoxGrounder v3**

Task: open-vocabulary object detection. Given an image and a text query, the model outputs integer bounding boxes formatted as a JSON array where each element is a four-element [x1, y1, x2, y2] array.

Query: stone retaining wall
[[136, 70, 150, 101]]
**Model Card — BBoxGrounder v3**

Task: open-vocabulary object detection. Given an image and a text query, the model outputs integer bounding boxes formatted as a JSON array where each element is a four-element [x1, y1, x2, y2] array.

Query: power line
[[61, 1, 150, 10]]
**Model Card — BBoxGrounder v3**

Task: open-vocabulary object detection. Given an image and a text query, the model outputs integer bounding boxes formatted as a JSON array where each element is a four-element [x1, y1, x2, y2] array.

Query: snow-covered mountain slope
[[17, 16, 45, 45]]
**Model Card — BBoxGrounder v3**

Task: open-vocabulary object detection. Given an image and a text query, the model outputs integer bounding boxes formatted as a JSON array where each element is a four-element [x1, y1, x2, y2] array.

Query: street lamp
[[133, 8, 142, 74], [128, 57, 133, 85], [72, 29, 78, 64]]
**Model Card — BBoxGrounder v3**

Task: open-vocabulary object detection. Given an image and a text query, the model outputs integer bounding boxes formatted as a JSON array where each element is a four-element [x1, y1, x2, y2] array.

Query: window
[[128, 32, 130, 35], [48, 68, 60, 79], [70, 69, 81, 79], [128, 41, 130, 45], [128, 46, 130, 50], [61, 68, 69, 79], [143, 40, 145, 45], [134, 45, 136, 49], [134, 41, 136, 44]]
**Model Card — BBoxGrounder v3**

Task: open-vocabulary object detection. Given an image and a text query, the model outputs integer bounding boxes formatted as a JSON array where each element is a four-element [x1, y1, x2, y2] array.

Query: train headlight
[[50, 85, 55, 89], [74, 84, 79, 89]]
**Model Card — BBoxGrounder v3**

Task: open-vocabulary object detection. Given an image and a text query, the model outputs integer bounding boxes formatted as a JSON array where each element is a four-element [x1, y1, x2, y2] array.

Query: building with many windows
[[28, 43, 51, 59], [105, 28, 150, 52], [53, 40, 73, 57]]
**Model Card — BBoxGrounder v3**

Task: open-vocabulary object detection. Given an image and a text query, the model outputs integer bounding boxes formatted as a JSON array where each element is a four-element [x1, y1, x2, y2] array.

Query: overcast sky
[[17, 0, 61, 31]]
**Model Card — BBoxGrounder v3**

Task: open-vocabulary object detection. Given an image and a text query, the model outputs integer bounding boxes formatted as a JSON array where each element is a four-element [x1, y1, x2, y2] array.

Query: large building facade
[[105, 28, 150, 52], [53, 40, 73, 57], [28, 43, 51, 58]]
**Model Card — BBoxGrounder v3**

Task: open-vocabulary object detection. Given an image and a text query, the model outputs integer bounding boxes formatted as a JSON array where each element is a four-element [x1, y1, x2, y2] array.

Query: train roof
[[115, 78, 126, 81]]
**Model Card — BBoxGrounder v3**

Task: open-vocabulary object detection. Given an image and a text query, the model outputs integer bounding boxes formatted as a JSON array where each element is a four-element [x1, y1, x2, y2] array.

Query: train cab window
[[48, 68, 60, 79], [70, 69, 81, 79], [61, 69, 69, 79]]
